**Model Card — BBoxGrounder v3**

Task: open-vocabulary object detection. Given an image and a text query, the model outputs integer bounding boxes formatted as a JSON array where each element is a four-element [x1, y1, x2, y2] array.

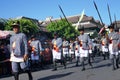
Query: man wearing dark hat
[[78, 26, 93, 71], [51, 32, 66, 71], [108, 23, 120, 70], [101, 33, 109, 60], [10, 21, 33, 80], [30, 35, 43, 69]]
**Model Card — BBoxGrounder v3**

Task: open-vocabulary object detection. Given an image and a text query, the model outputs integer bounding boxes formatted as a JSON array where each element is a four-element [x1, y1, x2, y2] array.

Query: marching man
[[74, 37, 80, 66], [69, 39, 75, 62], [101, 33, 109, 60], [108, 24, 120, 70], [10, 21, 33, 80], [52, 32, 66, 71], [62, 37, 69, 61], [30, 35, 43, 68], [78, 26, 93, 71]]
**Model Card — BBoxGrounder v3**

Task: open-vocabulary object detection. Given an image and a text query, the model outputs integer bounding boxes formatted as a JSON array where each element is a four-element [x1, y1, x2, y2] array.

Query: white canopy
[[0, 30, 10, 39]]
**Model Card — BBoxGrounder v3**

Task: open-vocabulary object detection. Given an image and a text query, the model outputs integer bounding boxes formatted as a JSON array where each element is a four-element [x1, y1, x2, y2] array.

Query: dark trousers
[[102, 52, 109, 60], [13, 70, 33, 80], [53, 58, 66, 70], [75, 56, 80, 66], [70, 54, 75, 62], [110, 54, 119, 70], [81, 54, 93, 70], [12, 62, 33, 80]]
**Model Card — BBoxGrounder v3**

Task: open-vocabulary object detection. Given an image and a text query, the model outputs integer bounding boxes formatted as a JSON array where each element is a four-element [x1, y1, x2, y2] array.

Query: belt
[[82, 41, 87, 43], [112, 39, 118, 40], [14, 54, 22, 57]]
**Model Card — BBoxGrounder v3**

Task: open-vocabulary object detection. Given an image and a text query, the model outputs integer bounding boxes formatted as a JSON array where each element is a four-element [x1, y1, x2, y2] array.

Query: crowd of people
[[0, 21, 120, 80], [0, 40, 11, 76]]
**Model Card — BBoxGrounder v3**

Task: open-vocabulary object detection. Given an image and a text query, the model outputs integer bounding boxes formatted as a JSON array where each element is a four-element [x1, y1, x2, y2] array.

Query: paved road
[[1, 57, 120, 80]]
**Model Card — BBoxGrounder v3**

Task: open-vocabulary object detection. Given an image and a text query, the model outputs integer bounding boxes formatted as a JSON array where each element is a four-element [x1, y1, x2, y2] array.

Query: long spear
[[114, 14, 118, 29], [58, 5, 70, 25], [60, 15, 64, 21], [93, 1, 105, 34], [107, 4, 112, 24], [48, 17, 53, 24], [93, 1, 104, 26]]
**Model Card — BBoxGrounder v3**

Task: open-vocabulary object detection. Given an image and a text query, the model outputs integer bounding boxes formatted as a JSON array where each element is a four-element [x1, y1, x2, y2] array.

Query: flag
[[98, 27, 105, 34], [76, 9, 85, 30]]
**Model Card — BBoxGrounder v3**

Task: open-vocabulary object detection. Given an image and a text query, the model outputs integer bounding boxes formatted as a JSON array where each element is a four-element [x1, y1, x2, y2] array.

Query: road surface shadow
[[37, 72, 74, 80], [92, 63, 111, 69]]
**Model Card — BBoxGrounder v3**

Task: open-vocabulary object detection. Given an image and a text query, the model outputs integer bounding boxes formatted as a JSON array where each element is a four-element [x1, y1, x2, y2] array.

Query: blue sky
[[0, 0, 120, 25]]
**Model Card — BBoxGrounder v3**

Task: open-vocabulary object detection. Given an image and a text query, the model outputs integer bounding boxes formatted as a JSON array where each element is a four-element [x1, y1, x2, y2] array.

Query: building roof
[[83, 23, 97, 28], [40, 14, 102, 32], [40, 14, 97, 27]]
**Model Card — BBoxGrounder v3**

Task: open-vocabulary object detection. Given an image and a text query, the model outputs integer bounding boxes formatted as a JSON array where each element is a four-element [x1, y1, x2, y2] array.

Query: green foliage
[[90, 30, 98, 39], [46, 19, 79, 40], [0, 18, 8, 30], [0, 23, 5, 30], [5, 19, 39, 37]]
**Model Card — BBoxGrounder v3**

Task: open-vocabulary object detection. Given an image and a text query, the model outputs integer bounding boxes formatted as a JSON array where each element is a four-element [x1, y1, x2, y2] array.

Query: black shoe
[[64, 66, 66, 69], [76, 64, 78, 67], [90, 64, 93, 68], [26, 71, 33, 80], [112, 67, 116, 70], [29, 75, 33, 80], [116, 66, 119, 69], [103, 58, 106, 60], [14, 72, 19, 80], [52, 68, 57, 71], [81, 68, 85, 71]]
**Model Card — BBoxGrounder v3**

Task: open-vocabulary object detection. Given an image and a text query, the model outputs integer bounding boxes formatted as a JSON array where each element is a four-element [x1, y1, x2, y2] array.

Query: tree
[[5, 19, 39, 38], [46, 19, 79, 40], [0, 18, 8, 30]]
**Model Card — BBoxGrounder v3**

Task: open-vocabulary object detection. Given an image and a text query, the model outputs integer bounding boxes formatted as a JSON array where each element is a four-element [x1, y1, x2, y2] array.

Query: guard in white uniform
[[10, 21, 33, 80], [62, 38, 69, 61], [108, 24, 120, 70], [74, 37, 80, 66], [30, 35, 43, 68], [115, 28, 120, 54], [101, 34, 109, 60], [78, 26, 93, 71], [52, 32, 66, 71], [69, 39, 75, 62]]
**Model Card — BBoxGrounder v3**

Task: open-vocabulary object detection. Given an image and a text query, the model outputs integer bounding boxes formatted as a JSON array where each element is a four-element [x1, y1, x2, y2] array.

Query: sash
[[102, 41, 105, 46], [53, 40, 59, 52], [80, 40, 82, 47], [31, 46, 36, 56], [109, 37, 112, 44], [75, 45, 78, 50]]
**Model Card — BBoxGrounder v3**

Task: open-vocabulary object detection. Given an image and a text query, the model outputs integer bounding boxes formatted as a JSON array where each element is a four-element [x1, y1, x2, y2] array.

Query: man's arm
[[38, 41, 43, 54], [57, 38, 62, 48], [10, 37, 12, 54], [22, 34, 28, 61]]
